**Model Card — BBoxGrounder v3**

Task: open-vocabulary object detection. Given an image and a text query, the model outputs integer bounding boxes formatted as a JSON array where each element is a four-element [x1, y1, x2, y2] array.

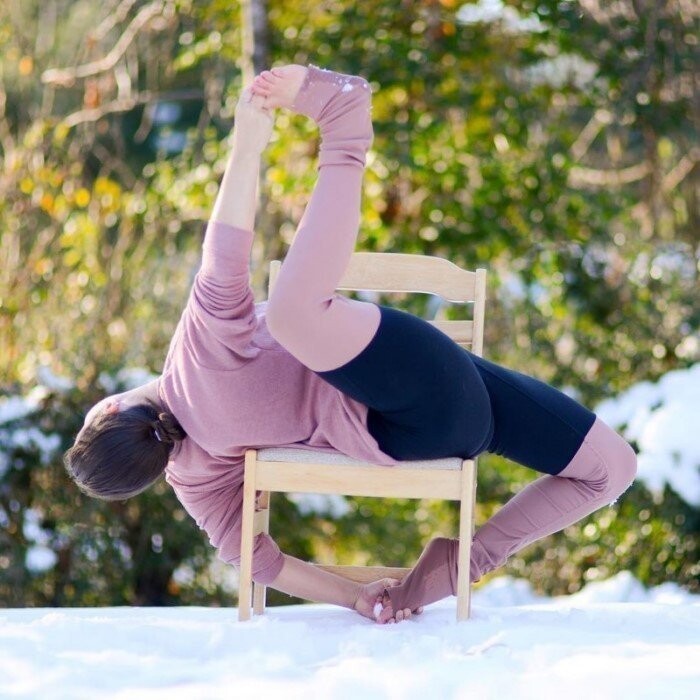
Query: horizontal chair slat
[[316, 565, 411, 584], [255, 461, 464, 499], [338, 252, 476, 302], [255, 447, 463, 470], [429, 319, 473, 345]]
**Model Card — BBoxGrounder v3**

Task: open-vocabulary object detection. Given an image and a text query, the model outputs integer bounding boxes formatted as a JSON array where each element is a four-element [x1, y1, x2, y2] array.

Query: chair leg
[[252, 580, 265, 617], [456, 458, 476, 621], [238, 451, 258, 622], [252, 490, 271, 615]]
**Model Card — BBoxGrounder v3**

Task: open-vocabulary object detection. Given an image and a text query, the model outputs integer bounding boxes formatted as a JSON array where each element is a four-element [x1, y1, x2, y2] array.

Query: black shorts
[[315, 305, 596, 475]]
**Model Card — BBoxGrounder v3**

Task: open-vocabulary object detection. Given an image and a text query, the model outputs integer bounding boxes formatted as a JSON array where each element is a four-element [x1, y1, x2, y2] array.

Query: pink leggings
[[265, 66, 638, 608]]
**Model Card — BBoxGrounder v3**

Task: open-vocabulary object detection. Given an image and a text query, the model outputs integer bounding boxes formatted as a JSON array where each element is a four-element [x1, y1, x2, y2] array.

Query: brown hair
[[64, 402, 186, 501]]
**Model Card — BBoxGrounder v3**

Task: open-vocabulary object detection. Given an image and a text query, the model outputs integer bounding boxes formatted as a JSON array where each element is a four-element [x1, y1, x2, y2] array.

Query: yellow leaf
[[19, 56, 34, 76], [54, 123, 70, 145], [75, 188, 91, 208], [34, 259, 53, 276], [40, 193, 54, 213]]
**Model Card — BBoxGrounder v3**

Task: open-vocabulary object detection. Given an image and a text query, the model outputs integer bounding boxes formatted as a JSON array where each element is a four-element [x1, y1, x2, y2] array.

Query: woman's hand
[[353, 578, 398, 621], [232, 86, 275, 156], [353, 578, 423, 624]]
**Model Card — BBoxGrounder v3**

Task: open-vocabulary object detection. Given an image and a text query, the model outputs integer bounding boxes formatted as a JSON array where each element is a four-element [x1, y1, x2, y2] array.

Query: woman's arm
[[167, 463, 403, 621], [210, 88, 273, 230], [272, 554, 360, 608], [210, 145, 261, 232], [271, 554, 403, 620], [183, 90, 275, 361]]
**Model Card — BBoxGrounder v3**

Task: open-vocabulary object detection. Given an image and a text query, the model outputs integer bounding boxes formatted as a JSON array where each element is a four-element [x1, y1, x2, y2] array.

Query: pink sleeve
[[165, 461, 285, 585], [186, 220, 258, 358]]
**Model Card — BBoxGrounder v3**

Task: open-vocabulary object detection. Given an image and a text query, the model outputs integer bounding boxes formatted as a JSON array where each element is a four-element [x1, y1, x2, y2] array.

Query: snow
[[0, 386, 47, 425], [35, 366, 74, 393], [595, 363, 700, 506], [0, 572, 697, 699], [98, 367, 158, 393], [456, 0, 545, 34], [287, 492, 351, 518]]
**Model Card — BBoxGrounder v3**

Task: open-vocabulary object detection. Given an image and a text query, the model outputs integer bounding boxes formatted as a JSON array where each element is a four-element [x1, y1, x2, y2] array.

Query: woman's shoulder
[[166, 436, 244, 483]]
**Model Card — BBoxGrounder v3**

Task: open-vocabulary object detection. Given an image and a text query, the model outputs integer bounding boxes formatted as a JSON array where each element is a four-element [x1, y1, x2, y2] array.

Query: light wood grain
[[315, 565, 411, 584], [256, 461, 464, 500]]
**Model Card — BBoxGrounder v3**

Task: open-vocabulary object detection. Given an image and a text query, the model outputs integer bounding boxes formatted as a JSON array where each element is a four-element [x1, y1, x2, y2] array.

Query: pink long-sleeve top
[[159, 221, 398, 584]]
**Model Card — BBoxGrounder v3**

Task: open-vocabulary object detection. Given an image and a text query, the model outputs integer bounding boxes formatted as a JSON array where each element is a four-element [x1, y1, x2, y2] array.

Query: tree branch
[[41, 1, 165, 86], [570, 109, 614, 162], [91, 0, 141, 43], [570, 150, 700, 192], [58, 88, 204, 129], [662, 147, 700, 193], [568, 161, 652, 188], [577, 0, 637, 41]]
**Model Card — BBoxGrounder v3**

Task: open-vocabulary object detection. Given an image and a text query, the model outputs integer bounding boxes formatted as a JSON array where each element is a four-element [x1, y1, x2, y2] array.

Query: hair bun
[[153, 411, 186, 446]]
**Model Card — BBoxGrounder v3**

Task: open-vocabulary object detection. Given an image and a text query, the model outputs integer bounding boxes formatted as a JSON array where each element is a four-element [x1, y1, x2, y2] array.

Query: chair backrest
[[268, 252, 487, 356]]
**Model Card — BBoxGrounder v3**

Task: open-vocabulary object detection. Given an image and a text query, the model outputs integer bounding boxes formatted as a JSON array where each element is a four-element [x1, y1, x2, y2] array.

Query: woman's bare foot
[[251, 64, 308, 110]]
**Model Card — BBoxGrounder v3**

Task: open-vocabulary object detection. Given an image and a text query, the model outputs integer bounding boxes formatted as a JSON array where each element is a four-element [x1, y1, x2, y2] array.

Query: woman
[[65, 64, 637, 624]]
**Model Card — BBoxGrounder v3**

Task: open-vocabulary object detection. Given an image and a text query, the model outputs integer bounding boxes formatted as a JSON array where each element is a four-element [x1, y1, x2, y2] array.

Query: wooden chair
[[238, 252, 487, 622]]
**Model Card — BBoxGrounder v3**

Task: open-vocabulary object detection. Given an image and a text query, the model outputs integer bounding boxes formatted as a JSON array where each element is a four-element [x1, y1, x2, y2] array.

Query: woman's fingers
[[377, 607, 413, 624], [376, 604, 395, 624]]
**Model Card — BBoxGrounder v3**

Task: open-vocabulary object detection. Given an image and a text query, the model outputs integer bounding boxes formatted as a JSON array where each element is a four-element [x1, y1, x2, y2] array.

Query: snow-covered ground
[[1, 572, 698, 700]]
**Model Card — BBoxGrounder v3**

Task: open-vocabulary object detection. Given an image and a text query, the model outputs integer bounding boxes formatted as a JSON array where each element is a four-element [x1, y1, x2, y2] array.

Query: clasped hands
[[353, 577, 423, 625]]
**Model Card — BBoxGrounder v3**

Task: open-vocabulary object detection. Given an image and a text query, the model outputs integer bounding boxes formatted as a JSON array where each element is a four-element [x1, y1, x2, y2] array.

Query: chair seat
[[256, 447, 464, 471]]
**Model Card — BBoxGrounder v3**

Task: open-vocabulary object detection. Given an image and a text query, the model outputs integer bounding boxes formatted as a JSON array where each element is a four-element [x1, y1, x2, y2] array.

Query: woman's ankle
[[291, 64, 372, 125]]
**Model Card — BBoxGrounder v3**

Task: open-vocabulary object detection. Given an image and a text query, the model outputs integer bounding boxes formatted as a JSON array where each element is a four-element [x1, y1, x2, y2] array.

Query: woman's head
[[64, 401, 186, 501]]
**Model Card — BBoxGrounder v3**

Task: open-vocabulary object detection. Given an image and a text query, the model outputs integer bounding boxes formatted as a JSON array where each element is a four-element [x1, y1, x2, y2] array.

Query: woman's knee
[[265, 290, 311, 346], [606, 432, 638, 501], [585, 418, 638, 502]]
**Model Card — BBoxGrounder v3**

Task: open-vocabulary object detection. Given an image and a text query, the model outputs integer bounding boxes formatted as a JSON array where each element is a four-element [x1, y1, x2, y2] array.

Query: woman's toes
[[250, 65, 308, 110]]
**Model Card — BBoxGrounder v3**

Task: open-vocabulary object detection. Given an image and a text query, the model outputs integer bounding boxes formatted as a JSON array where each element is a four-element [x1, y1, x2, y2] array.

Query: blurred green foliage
[[0, 0, 697, 606]]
